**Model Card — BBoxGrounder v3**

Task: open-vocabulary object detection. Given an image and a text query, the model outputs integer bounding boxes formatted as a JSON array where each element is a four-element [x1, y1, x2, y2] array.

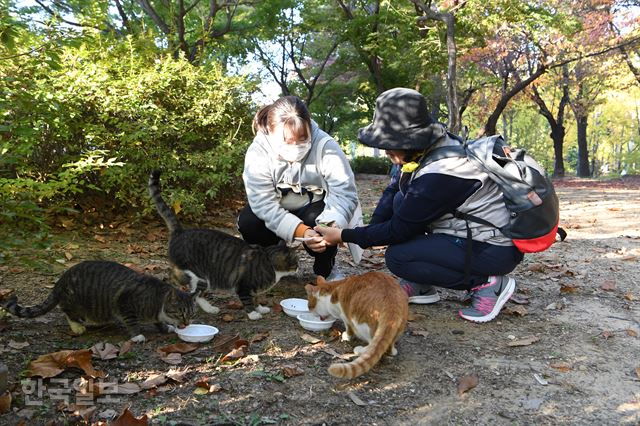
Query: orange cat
[[304, 271, 409, 379]]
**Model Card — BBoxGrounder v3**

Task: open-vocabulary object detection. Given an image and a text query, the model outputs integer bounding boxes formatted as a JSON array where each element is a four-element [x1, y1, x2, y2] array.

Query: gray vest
[[415, 135, 513, 246]]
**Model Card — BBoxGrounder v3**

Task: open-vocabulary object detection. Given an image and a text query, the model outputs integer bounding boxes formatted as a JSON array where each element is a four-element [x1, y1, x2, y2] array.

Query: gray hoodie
[[242, 121, 359, 242]]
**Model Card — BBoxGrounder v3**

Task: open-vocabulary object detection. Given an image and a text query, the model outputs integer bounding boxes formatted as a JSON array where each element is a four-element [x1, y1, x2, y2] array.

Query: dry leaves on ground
[[27, 349, 105, 378]]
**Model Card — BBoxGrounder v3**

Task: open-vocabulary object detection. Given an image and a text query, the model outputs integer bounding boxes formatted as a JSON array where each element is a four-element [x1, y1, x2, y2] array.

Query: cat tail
[[148, 170, 183, 234], [328, 322, 397, 379], [3, 291, 59, 318]]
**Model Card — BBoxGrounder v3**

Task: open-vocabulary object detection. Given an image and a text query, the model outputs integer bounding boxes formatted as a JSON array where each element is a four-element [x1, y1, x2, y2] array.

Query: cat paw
[[353, 345, 366, 355], [247, 311, 263, 320], [341, 331, 351, 342], [390, 346, 398, 356], [164, 324, 177, 333], [68, 321, 86, 335], [256, 305, 271, 314], [131, 334, 146, 343], [197, 298, 220, 314]]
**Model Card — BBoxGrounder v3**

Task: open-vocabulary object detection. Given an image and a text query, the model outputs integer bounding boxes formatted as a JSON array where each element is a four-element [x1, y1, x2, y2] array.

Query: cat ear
[[304, 284, 315, 295], [316, 276, 326, 285]]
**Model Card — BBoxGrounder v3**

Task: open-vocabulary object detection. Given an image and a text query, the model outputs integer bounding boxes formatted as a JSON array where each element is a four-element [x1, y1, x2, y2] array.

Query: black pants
[[237, 201, 337, 278]]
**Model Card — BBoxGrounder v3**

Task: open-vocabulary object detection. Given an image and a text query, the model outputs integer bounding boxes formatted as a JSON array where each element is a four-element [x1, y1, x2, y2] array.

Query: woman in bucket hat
[[238, 96, 359, 280], [315, 88, 523, 323]]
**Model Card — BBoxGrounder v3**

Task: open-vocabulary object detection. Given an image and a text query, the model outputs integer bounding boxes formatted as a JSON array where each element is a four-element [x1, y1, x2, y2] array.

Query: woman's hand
[[314, 225, 343, 246], [303, 228, 327, 253]]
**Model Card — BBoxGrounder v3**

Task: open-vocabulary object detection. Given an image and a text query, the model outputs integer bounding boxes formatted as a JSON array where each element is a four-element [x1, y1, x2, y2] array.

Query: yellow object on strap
[[401, 162, 419, 173]]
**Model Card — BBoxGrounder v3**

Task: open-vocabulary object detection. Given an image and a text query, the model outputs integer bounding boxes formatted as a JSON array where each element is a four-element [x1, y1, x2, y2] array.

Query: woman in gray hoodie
[[238, 96, 359, 279]]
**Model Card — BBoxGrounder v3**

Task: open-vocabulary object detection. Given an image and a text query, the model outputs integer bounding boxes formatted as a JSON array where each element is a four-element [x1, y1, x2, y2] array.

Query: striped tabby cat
[[149, 170, 299, 320], [305, 272, 408, 378], [3, 261, 197, 342]]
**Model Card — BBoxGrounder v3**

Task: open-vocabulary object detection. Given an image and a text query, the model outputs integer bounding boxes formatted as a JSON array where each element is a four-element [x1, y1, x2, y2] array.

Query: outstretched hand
[[314, 225, 343, 246], [302, 228, 327, 253]]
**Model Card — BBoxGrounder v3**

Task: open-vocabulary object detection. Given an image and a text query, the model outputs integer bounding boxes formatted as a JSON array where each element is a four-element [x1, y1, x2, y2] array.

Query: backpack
[[424, 134, 560, 253]]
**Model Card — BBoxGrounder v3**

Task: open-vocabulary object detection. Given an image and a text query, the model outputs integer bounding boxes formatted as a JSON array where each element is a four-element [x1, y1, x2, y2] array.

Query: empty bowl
[[296, 313, 336, 332], [279, 298, 309, 317], [175, 324, 219, 343]]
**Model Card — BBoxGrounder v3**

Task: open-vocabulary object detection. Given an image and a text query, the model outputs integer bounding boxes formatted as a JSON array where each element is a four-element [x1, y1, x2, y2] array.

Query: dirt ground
[[1, 174, 639, 426]]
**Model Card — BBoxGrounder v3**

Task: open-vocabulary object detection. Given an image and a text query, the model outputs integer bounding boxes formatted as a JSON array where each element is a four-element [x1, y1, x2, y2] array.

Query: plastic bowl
[[279, 298, 309, 317], [175, 324, 219, 343], [296, 313, 336, 332]]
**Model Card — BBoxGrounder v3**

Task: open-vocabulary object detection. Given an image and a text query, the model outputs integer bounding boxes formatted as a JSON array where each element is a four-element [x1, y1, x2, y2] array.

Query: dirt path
[[0, 175, 639, 425]]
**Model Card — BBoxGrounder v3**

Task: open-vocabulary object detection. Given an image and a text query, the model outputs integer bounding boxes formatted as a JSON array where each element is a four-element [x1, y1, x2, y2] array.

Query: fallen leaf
[[623, 292, 636, 301], [211, 334, 241, 353], [222, 314, 234, 322], [93, 235, 107, 243], [635, 367, 640, 379], [157, 352, 182, 365], [220, 346, 246, 363], [140, 374, 167, 390], [526, 263, 546, 273], [0, 289, 14, 301], [407, 312, 426, 322], [119, 340, 134, 356], [300, 333, 322, 344], [250, 332, 270, 343], [347, 391, 367, 406], [100, 382, 141, 395], [158, 343, 199, 354], [321, 347, 353, 360], [0, 391, 11, 414], [27, 349, 105, 378], [9, 267, 24, 273], [507, 336, 540, 347], [502, 305, 528, 316], [166, 369, 188, 383], [550, 362, 572, 372], [626, 329, 638, 337], [8, 340, 29, 350], [226, 300, 244, 310], [281, 365, 305, 377], [64, 252, 73, 260], [410, 329, 429, 337], [601, 330, 614, 340], [111, 407, 148, 426], [272, 302, 283, 313], [193, 387, 208, 395], [620, 255, 637, 261], [600, 280, 616, 291], [559, 284, 579, 294], [509, 294, 530, 305], [457, 374, 479, 396], [91, 342, 119, 360]]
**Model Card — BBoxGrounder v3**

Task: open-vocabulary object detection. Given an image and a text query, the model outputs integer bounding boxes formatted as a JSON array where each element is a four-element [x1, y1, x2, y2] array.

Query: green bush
[[350, 156, 392, 175], [0, 35, 256, 226]]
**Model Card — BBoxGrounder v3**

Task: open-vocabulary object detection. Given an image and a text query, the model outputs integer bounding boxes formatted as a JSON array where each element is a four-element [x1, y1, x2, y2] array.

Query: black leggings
[[237, 201, 337, 278]]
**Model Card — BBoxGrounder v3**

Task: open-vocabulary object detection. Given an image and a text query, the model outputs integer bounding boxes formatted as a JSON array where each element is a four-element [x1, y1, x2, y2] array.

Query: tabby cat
[[2, 261, 197, 342], [305, 271, 409, 379], [149, 170, 299, 320]]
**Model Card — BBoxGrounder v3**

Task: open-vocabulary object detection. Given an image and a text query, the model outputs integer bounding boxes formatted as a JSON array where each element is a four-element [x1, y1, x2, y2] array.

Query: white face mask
[[276, 140, 312, 162]]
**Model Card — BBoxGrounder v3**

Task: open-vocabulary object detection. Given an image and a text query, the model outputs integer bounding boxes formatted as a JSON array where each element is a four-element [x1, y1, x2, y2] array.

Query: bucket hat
[[358, 88, 446, 150]]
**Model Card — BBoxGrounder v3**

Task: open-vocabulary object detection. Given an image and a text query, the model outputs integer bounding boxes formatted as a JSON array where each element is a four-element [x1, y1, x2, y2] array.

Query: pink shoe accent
[[470, 276, 498, 291]]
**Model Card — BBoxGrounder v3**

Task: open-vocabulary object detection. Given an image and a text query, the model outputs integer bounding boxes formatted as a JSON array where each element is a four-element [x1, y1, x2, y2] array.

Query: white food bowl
[[296, 313, 336, 332], [175, 324, 219, 343], [279, 298, 309, 317]]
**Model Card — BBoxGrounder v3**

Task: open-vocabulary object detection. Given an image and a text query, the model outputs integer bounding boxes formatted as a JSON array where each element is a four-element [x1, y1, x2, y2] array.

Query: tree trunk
[[551, 126, 566, 177], [576, 114, 591, 177]]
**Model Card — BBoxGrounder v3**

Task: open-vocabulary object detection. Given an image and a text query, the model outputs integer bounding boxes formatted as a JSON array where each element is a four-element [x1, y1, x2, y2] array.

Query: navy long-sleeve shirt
[[342, 172, 481, 248]]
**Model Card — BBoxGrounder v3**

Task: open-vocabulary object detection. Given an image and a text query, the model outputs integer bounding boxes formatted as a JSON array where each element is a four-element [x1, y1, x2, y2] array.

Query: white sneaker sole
[[458, 277, 516, 323], [408, 293, 440, 304]]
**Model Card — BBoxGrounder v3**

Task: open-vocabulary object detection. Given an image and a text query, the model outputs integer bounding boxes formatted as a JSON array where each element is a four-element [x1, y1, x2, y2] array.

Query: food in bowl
[[297, 313, 336, 332], [175, 324, 219, 343], [279, 298, 309, 317]]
